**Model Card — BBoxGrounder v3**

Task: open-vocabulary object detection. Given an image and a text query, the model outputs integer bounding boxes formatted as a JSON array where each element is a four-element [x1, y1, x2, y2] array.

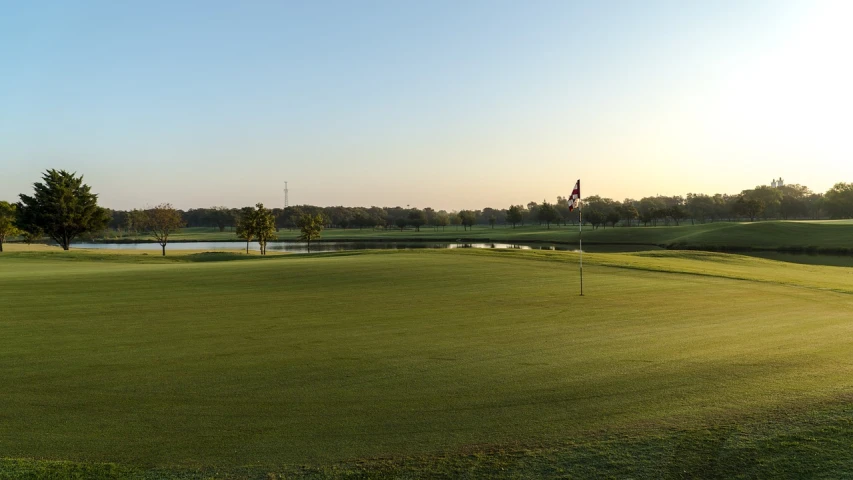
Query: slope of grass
[[3, 249, 853, 477], [6, 400, 853, 479]]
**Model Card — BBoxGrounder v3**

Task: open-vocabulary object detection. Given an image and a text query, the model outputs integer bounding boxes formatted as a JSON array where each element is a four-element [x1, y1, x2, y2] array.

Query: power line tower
[[284, 181, 289, 209]]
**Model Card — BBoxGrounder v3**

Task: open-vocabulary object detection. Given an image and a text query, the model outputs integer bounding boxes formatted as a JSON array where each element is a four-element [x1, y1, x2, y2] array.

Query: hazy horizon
[[3, 0, 851, 211]]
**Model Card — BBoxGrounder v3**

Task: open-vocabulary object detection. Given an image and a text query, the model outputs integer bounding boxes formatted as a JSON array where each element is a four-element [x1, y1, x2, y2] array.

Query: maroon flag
[[568, 180, 581, 211]]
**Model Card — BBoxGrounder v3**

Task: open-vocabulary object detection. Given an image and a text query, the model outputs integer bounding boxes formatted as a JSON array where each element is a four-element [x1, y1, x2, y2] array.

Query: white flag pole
[[579, 199, 583, 296]]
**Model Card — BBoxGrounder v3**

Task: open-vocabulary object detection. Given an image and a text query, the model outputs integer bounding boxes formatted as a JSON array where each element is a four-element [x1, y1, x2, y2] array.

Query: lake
[[70, 241, 663, 254]]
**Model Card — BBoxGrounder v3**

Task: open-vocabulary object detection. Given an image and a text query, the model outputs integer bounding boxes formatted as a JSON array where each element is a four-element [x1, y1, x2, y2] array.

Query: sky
[[1, 0, 851, 211]]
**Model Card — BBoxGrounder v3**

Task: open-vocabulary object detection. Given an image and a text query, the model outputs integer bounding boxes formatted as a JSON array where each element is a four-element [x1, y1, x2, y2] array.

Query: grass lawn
[[2, 248, 853, 478]]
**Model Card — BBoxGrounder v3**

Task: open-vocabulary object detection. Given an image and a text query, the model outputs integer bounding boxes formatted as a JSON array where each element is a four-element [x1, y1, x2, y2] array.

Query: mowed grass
[[3, 249, 853, 477]]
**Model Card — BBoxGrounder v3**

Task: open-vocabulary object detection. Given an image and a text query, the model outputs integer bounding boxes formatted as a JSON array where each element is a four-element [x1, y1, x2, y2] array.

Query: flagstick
[[579, 203, 584, 296]]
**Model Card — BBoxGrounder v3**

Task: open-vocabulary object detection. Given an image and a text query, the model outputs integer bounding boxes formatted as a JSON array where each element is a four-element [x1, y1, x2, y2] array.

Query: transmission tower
[[284, 181, 289, 209]]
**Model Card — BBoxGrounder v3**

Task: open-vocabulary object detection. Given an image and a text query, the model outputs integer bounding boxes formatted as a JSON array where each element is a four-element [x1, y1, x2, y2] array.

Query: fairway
[[3, 249, 853, 477]]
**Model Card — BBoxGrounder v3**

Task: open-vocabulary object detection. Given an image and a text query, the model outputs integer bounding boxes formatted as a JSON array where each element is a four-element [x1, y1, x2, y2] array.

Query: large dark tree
[[16, 170, 110, 250]]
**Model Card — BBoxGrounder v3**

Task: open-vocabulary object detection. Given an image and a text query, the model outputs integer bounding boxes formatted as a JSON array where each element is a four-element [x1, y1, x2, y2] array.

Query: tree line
[[0, 170, 325, 255], [103, 182, 853, 233], [3, 169, 853, 253]]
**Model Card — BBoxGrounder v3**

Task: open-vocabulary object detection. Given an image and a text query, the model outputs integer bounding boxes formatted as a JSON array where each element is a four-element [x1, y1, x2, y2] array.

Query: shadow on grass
[[5, 399, 853, 479]]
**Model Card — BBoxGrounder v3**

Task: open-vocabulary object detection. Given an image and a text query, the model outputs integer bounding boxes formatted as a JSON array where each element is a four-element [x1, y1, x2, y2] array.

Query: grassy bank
[[6, 400, 853, 479], [2, 249, 853, 477]]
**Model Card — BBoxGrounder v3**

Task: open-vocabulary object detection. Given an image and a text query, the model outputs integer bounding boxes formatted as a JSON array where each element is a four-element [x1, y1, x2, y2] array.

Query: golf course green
[[3, 247, 853, 478]]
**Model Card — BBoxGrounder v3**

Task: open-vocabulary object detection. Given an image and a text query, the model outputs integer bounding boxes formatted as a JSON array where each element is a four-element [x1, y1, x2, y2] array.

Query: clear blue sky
[[2, 0, 850, 210]]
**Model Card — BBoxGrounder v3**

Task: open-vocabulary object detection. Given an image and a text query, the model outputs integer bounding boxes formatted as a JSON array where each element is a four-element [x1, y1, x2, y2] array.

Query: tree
[[250, 203, 277, 255], [526, 201, 540, 225], [555, 197, 575, 225], [638, 197, 666, 227], [778, 184, 812, 220], [236, 207, 256, 254], [296, 213, 324, 252], [351, 208, 370, 230], [208, 206, 234, 232], [584, 196, 619, 229], [733, 196, 765, 222], [15, 170, 110, 250], [407, 209, 427, 232], [686, 194, 715, 224], [619, 202, 639, 226], [458, 210, 476, 230], [667, 205, 688, 226], [124, 209, 146, 239], [606, 211, 620, 228], [488, 215, 496, 229], [806, 193, 824, 219], [506, 205, 523, 228], [586, 210, 606, 229], [432, 211, 450, 231], [367, 207, 387, 229], [711, 194, 731, 221], [824, 183, 853, 219], [536, 200, 560, 229], [22, 227, 43, 245], [0, 201, 20, 253], [450, 212, 463, 230], [394, 217, 407, 232], [142, 204, 185, 256], [742, 186, 783, 219]]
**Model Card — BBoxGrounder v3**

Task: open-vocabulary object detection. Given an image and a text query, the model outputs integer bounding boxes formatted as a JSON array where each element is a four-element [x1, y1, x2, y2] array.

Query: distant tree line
[[97, 182, 853, 233], [4, 170, 853, 253]]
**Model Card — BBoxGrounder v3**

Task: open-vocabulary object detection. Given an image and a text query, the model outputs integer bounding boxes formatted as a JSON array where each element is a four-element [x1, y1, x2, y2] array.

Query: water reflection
[[70, 241, 664, 254], [70, 241, 568, 253], [67, 241, 852, 265]]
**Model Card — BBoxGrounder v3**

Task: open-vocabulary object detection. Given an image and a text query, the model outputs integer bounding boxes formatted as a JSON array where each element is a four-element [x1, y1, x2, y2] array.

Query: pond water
[[67, 241, 853, 266], [70, 241, 662, 254]]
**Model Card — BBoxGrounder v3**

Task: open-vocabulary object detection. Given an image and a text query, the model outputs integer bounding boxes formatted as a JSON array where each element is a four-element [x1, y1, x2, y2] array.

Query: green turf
[[3, 249, 853, 478]]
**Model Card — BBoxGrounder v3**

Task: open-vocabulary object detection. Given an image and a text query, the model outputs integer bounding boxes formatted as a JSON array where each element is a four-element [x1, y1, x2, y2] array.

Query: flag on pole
[[568, 180, 581, 211], [571, 178, 584, 295]]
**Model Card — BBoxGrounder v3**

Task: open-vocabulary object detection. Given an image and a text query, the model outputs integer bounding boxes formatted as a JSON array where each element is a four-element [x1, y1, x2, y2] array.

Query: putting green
[[2, 249, 853, 476]]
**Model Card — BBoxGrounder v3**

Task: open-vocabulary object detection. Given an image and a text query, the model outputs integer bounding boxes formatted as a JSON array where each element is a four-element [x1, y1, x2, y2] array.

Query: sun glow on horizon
[[703, 1, 853, 166]]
